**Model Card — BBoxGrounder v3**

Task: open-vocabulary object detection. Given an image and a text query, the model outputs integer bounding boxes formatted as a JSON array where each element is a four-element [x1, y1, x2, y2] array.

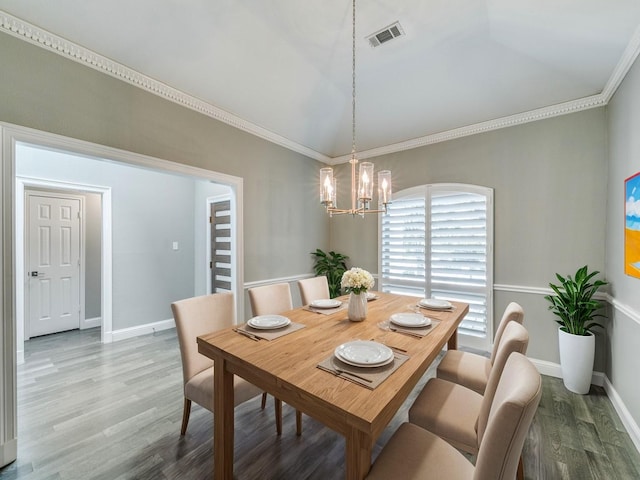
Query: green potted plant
[[310, 249, 349, 298], [544, 265, 608, 394]]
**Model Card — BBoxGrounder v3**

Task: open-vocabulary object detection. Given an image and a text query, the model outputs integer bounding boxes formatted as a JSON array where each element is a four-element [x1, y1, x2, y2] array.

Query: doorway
[[2, 123, 245, 467]]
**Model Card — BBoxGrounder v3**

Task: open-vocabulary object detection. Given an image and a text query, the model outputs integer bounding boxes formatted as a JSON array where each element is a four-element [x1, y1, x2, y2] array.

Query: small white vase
[[347, 292, 367, 322], [558, 328, 595, 394]]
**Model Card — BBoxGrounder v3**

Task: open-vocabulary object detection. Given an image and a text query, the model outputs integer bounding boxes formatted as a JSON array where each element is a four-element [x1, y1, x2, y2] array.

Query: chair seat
[[185, 367, 263, 412], [408, 377, 482, 454], [437, 349, 492, 394], [367, 423, 474, 480]]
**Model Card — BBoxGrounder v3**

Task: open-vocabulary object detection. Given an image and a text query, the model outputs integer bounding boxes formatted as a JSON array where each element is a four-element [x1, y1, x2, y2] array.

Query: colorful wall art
[[625, 172, 640, 278]]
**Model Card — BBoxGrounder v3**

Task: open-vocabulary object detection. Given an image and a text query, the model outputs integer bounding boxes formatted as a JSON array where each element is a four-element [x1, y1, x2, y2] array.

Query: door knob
[[30, 271, 40, 277]]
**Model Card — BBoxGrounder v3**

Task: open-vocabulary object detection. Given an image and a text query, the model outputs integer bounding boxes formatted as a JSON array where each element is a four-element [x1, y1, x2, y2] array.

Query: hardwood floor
[[1, 328, 639, 479]]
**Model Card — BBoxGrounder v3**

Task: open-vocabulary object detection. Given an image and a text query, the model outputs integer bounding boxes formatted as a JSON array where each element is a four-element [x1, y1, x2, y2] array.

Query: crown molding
[[0, 11, 330, 164], [602, 22, 640, 102], [2, 10, 640, 167], [328, 94, 606, 165]]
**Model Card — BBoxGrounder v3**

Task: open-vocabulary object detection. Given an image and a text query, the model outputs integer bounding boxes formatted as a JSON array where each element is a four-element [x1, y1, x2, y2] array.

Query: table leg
[[447, 328, 458, 350], [214, 355, 234, 479], [345, 427, 372, 480]]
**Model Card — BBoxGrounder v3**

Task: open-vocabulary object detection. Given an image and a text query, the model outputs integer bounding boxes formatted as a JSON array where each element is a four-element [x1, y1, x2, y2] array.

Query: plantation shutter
[[380, 185, 493, 348], [430, 190, 488, 339]]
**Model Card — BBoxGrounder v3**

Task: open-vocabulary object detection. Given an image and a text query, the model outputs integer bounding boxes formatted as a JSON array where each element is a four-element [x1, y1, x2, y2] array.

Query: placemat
[[302, 303, 348, 316], [317, 351, 409, 390], [236, 321, 306, 341], [378, 318, 441, 338]]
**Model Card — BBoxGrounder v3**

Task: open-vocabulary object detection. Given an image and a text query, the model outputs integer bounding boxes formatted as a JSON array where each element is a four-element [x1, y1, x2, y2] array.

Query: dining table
[[197, 291, 469, 480]]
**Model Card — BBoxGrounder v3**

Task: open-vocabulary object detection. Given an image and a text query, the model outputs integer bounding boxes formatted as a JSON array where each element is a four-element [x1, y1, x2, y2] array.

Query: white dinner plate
[[334, 341, 394, 368], [247, 315, 291, 330], [390, 313, 431, 328], [418, 298, 453, 310], [310, 299, 342, 309], [366, 292, 378, 301]]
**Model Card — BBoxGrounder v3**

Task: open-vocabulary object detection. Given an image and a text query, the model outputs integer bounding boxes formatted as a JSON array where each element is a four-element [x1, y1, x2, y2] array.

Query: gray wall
[[330, 108, 609, 369], [0, 31, 328, 291], [606, 54, 640, 426], [17, 145, 197, 330]]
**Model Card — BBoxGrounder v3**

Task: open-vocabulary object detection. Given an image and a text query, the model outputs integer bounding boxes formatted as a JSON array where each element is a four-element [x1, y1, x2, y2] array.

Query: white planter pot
[[558, 328, 595, 394]]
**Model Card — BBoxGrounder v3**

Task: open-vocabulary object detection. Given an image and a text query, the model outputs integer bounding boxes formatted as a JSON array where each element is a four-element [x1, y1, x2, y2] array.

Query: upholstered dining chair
[[248, 283, 303, 435], [172, 292, 277, 436], [297, 276, 331, 305], [366, 352, 542, 480], [408, 321, 530, 479], [436, 301, 525, 394]]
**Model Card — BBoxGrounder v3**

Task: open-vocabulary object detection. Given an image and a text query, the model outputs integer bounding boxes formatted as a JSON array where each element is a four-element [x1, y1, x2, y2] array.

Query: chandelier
[[320, 0, 392, 216]]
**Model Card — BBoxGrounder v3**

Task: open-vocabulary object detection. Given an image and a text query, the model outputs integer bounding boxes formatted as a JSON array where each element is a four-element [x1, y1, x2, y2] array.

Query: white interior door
[[27, 193, 81, 337]]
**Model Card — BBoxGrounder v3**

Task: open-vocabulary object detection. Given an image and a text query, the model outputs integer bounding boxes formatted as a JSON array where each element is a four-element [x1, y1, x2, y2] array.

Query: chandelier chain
[[352, 0, 356, 158]]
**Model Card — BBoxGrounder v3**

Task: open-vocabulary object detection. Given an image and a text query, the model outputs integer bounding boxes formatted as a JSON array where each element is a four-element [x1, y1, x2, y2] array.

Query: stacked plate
[[247, 314, 291, 330], [310, 299, 342, 309], [389, 313, 431, 328], [334, 341, 394, 368], [418, 298, 453, 311]]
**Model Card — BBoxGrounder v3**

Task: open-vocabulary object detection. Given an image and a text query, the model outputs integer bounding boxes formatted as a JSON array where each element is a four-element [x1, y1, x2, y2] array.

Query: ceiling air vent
[[367, 22, 404, 48]]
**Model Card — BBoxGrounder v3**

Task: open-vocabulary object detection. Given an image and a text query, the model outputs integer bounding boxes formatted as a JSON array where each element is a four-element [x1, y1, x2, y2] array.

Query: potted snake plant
[[544, 265, 608, 394]]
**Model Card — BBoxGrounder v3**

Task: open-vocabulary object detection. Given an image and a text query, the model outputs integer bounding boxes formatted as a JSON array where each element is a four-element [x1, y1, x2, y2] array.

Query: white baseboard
[[81, 316, 102, 330], [530, 357, 639, 453], [110, 318, 175, 342], [603, 376, 640, 453], [529, 357, 605, 387], [0, 438, 17, 468], [16, 349, 24, 366]]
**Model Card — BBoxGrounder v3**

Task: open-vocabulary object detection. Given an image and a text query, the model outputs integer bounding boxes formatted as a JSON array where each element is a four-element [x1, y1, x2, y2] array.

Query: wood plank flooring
[[0, 328, 639, 479]]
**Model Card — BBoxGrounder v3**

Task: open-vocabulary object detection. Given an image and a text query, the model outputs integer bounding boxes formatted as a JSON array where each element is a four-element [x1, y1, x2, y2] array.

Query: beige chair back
[[490, 302, 524, 364], [474, 353, 542, 480], [248, 283, 293, 316], [476, 321, 529, 441], [297, 276, 330, 305], [171, 292, 235, 386]]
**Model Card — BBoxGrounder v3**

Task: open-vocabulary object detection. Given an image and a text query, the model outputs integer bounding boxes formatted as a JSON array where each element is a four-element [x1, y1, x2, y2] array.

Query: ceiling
[[2, 1, 640, 163]]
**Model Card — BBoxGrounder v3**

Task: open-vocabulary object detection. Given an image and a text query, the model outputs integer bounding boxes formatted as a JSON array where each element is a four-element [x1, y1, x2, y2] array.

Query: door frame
[[206, 193, 233, 295], [1, 122, 245, 467], [17, 179, 111, 363], [23, 189, 87, 341]]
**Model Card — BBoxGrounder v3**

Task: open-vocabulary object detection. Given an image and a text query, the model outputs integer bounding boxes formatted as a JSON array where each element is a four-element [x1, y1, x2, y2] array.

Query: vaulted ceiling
[[1, 1, 640, 163]]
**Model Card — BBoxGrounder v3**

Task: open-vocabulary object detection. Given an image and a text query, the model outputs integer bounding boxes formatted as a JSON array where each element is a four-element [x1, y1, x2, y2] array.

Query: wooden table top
[[197, 292, 469, 441]]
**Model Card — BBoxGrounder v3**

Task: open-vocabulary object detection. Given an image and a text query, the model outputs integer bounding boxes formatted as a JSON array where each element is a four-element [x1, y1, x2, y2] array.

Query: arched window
[[379, 184, 493, 349]]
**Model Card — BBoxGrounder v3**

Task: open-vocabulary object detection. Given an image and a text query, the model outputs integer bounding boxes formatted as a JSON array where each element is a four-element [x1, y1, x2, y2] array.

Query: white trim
[[0, 438, 17, 469], [602, 22, 640, 102], [16, 176, 112, 351], [110, 318, 175, 343], [493, 283, 551, 296], [528, 357, 604, 384], [244, 273, 314, 290], [82, 316, 101, 330], [603, 376, 640, 453], [2, 10, 639, 165], [330, 96, 606, 164], [606, 294, 640, 327]]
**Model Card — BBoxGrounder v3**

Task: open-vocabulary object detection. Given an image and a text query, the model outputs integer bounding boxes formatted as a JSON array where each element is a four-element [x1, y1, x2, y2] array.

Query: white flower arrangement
[[341, 267, 375, 295]]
